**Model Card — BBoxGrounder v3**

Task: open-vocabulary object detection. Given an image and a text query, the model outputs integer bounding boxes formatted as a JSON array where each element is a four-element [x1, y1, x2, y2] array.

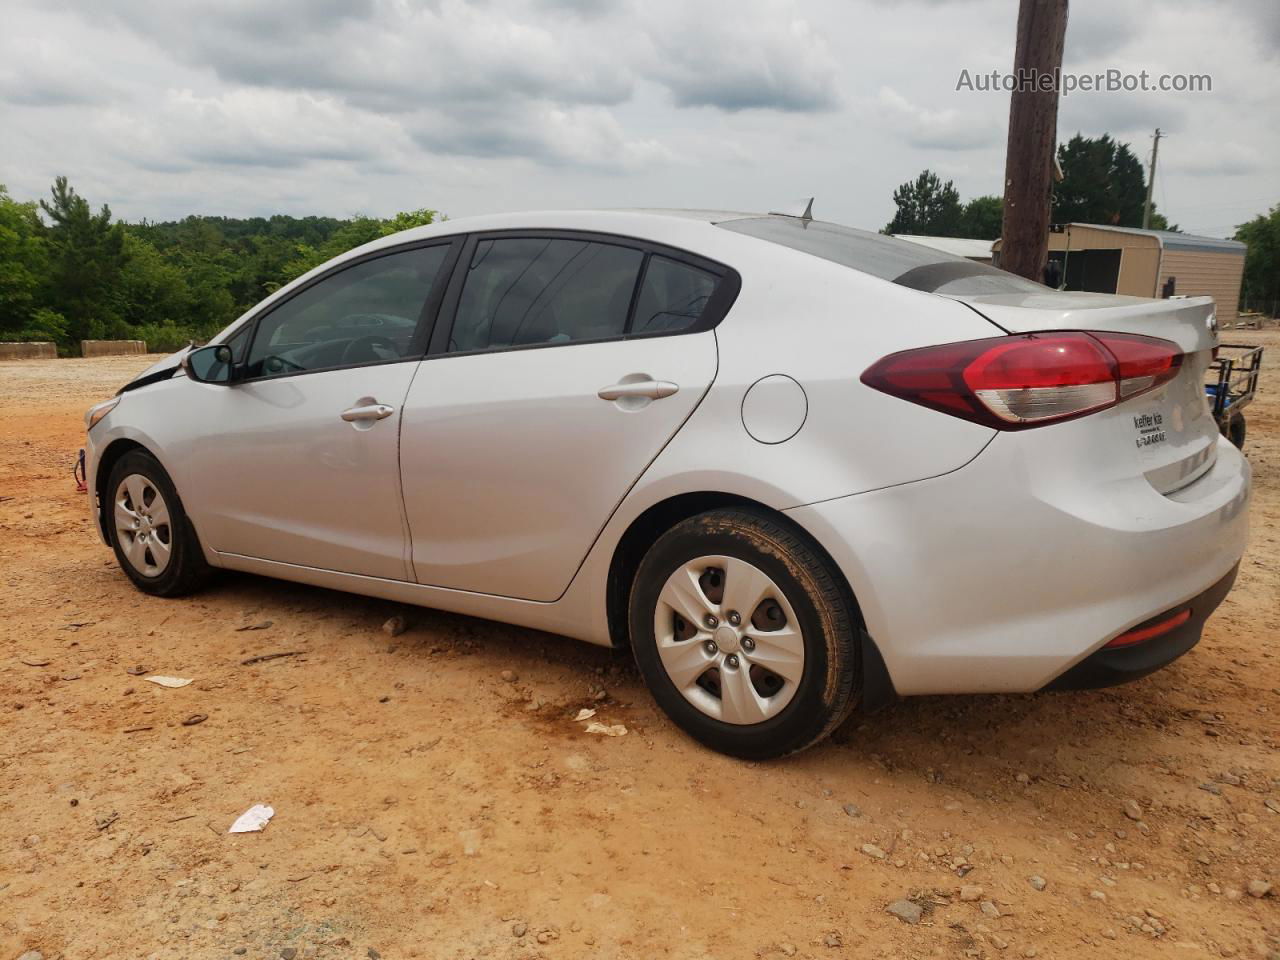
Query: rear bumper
[[786, 434, 1250, 695], [1043, 563, 1237, 690]]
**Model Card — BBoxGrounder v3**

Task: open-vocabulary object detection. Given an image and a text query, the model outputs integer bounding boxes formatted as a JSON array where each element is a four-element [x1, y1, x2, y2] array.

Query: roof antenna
[[770, 197, 814, 221]]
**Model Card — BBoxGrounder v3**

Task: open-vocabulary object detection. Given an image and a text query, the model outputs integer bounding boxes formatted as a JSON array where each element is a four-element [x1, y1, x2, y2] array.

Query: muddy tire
[[106, 449, 212, 597], [629, 507, 860, 759], [1228, 413, 1246, 450]]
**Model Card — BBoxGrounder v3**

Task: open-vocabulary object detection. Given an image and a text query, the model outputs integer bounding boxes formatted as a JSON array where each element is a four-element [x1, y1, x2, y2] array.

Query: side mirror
[[183, 344, 236, 384]]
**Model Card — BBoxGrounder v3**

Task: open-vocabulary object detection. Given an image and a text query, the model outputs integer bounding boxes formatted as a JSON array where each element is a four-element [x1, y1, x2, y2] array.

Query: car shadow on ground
[[195, 567, 1191, 787]]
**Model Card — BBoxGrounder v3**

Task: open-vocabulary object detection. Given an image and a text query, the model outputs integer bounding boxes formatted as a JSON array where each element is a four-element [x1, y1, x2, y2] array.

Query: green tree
[[884, 170, 963, 236], [39, 176, 128, 342], [958, 195, 1003, 241], [0, 184, 49, 338], [113, 233, 191, 329], [1235, 204, 1280, 316], [283, 208, 438, 282], [382, 208, 439, 234], [0, 180, 445, 351], [1052, 133, 1173, 229]]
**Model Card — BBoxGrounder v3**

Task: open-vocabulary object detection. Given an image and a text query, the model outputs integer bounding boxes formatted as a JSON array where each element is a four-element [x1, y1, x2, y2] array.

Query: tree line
[[883, 132, 1277, 316], [0, 176, 439, 353], [884, 134, 1176, 239]]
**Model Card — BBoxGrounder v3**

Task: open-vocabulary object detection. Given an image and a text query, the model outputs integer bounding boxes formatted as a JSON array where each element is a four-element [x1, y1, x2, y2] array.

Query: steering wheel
[[341, 335, 400, 365]]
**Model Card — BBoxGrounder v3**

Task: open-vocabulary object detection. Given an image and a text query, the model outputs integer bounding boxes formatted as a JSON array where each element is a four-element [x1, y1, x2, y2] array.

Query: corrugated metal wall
[[1156, 250, 1245, 324]]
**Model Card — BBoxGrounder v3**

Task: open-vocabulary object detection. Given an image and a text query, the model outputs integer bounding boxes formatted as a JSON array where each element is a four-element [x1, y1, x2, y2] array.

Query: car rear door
[[183, 240, 459, 580], [398, 231, 737, 601]]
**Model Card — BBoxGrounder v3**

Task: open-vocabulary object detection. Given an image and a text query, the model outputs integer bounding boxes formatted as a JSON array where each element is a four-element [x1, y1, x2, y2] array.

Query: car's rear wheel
[[629, 507, 859, 759], [106, 450, 211, 597]]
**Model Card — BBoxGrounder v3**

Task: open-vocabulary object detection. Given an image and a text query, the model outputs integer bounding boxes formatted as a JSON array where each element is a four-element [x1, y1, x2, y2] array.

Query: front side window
[[245, 245, 448, 378], [449, 238, 644, 353]]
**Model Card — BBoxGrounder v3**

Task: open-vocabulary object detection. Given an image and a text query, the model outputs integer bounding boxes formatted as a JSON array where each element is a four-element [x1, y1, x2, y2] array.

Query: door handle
[[597, 380, 679, 401], [340, 403, 395, 422]]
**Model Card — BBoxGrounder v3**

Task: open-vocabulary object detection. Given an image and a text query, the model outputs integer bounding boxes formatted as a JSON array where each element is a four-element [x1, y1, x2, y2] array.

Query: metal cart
[[1205, 343, 1263, 450]]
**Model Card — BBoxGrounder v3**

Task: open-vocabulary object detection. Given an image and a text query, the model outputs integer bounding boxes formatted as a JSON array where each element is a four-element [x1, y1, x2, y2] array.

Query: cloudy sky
[[2, 0, 1276, 236]]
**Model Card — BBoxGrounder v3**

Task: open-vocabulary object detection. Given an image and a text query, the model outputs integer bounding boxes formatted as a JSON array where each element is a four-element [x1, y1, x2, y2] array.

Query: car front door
[[182, 240, 458, 580], [398, 232, 736, 601]]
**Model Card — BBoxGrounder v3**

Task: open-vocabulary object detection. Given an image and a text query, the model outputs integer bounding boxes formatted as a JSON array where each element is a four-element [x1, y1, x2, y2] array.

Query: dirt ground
[[2, 333, 1278, 960]]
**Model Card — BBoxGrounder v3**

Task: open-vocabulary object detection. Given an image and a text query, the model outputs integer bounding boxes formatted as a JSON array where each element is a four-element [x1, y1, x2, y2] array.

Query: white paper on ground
[[573, 708, 596, 722], [228, 804, 275, 833], [584, 722, 627, 737], [145, 675, 193, 688]]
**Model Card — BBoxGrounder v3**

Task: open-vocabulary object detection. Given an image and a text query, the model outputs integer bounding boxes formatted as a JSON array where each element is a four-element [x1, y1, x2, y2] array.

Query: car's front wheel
[[106, 449, 211, 597], [629, 507, 860, 759]]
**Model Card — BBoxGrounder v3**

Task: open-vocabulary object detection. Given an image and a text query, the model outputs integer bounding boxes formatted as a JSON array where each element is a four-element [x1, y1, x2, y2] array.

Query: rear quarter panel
[[629, 238, 1002, 510]]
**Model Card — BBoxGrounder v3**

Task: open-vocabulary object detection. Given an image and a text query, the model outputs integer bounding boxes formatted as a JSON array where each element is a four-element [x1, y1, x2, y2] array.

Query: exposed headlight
[[85, 397, 121, 431]]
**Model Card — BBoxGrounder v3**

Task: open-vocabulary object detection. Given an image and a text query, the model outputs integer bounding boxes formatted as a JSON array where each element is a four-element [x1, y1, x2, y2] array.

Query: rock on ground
[[886, 900, 922, 925]]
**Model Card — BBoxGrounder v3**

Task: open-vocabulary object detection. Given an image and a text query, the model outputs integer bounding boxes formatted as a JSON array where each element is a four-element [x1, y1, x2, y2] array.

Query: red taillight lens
[[1101, 331, 1183, 397], [861, 331, 1182, 430]]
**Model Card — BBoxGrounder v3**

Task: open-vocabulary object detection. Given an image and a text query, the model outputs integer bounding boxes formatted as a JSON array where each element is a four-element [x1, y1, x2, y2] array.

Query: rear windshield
[[715, 217, 1045, 295]]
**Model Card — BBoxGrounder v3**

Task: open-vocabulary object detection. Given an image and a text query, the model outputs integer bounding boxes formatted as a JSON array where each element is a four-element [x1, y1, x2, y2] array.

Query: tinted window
[[716, 217, 1043, 295], [631, 257, 718, 334], [449, 238, 643, 352], [245, 245, 448, 377]]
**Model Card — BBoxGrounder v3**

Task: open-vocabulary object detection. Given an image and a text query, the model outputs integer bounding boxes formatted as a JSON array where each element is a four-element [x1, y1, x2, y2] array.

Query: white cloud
[[646, 8, 840, 111], [876, 87, 997, 151], [96, 89, 415, 171], [0, 0, 1273, 237]]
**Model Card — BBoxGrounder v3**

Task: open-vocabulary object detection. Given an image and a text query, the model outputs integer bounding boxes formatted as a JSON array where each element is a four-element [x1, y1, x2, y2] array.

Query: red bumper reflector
[[1105, 608, 1192, 648]]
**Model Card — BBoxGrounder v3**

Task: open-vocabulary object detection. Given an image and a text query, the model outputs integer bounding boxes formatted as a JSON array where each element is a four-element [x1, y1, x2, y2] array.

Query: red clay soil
[[2, 334, 1278, 960]]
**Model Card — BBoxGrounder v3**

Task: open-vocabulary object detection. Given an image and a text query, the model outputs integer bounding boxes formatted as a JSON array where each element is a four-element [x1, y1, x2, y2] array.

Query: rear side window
[[449, 238, 644, 352], [630, 256, 718, 334], [716, 217, 1043, 295]]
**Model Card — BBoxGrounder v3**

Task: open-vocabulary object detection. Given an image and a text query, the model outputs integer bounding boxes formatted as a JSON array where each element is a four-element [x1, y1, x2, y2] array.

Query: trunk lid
[[955, 292, 1221, 495]]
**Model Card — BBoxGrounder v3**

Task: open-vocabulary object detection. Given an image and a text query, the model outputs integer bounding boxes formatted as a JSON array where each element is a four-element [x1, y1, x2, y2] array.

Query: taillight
[[861, 332, 1182, 429]]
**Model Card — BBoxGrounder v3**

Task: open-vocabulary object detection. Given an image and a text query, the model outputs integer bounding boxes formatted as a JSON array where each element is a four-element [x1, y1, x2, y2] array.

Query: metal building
[[993, 224, 1247, 323]]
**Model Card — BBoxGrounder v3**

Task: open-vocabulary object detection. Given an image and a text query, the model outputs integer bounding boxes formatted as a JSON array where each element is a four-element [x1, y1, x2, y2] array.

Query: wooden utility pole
[[999, 0, 1069, 282], [1141, 128, 1163, 229]]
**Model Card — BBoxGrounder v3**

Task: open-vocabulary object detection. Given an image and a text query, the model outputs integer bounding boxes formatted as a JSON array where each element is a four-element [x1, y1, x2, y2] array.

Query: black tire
[[105, 450, 212, 597], [629, 507, 860, 759], [1228, 413, 1247, 450]]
